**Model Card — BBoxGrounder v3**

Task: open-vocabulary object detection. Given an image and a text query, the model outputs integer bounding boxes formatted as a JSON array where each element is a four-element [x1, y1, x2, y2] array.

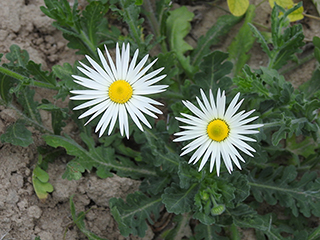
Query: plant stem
[[79, 29, 98, 60], [230, 223, 242, 240], [252, 21, 270, 30], [256, 0, 267, 8], [0, 66, 59, 90], [9, 103, 54, 134], [309, 224, 320, 240], [279, 52, 314, 76], [303, 12, 320, 21], [143, 0, 168, 53]]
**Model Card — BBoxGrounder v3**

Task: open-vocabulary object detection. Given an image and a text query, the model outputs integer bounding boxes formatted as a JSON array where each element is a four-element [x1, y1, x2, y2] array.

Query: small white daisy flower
[[174, 89, 263, 176], [70, 43, 168, 138]]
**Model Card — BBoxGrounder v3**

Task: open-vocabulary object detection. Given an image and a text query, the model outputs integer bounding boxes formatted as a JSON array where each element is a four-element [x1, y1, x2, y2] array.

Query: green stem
[[230, 223, 241, 240], [261, 121, 282, 128], [210, 194, 218, 207], [0, 66, 59, 90], [262, 118, 308, 129], [252, 21, 270, 30], [308, 225, 320, 240], [143, 0, 160, 38], [9, 103, 54, 134], [143, 0, 168, 53], [79, 29, 98, 60], [279, 52, 314, 76], [256, 0, 267, 8], [120, 0, 143, 48]]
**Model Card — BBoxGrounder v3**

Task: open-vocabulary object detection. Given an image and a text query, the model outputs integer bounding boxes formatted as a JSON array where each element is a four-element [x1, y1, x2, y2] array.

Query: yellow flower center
[[207, 119, 230, 142], [108, 80, 133, 104]]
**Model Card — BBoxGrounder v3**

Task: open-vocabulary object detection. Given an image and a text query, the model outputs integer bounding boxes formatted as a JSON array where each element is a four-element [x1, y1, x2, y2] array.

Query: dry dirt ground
[[0, 0, 319, 239]]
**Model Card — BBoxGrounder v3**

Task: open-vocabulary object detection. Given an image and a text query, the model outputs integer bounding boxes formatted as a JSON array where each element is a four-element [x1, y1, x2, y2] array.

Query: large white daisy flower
[[174, 89, 263, 176], [70, 43, 168, 138]]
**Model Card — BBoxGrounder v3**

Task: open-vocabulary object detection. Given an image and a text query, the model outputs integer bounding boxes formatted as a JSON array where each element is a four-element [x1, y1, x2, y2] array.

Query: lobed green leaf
[[192, 51, 233, 93], [0, 120, 33, 147], [166, 6, 195, 76], [162, 183, 199, 215], [192, 14, 241, 67], [109, 191, 162, 237], [43, 133, 156, 180], [249, 166, 320, 218]]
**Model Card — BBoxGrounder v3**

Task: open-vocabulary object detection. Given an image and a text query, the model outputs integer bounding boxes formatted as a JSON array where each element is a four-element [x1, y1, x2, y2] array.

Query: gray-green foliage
[[1, 1, 320, 239]]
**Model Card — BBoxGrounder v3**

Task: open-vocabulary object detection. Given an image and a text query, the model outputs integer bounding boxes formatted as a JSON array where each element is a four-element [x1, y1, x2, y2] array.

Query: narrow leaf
[[228, 5, 256, 75]]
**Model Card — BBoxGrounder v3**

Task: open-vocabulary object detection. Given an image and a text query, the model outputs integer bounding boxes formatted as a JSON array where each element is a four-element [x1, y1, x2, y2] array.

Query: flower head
[[70, 43, 168, 138], [174, 89, 263, 176]]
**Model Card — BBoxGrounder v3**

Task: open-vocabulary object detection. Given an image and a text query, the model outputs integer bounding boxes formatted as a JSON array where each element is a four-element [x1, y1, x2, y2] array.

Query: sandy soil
[[0, 0, 319, 239]]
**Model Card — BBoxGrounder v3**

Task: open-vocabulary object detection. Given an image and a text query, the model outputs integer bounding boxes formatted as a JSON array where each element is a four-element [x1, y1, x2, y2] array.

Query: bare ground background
[[0, 0, 319, 239]]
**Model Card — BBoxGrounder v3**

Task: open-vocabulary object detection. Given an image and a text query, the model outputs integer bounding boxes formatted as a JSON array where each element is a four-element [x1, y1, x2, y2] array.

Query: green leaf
[[249, 23, 272, 57], [52, 62, 79, 100], [178, 161, 200, 189], [153, 51, 178, 86], [227, 0, 249, 16], [33, 165, 49, 182], [193, 223, 227, 240], [43, 133, 156, 180], [109, 191, 162, 237], [0, 72, 17, 103], [17, 87, 42, 124], [41, 0, 109, 58], [191, 14, 242, 66], [142, 127, 180, 173], [232, 206, 288, 240], [249, 166, 320, 217], [140, 176, 171, 196], [38, 102, 68, 135], [300, 68, 320, 99], [0, 120, 33, 147], [70, 195, 109, 240], [166, 6, 195, 76], [228, 5, 256, 75], [251, 2, 305, 70], [193, 51, 233, 92], [163, 213, 192, 240], [81, 1, 109, 48], [162, 183, 199, 215], [5, 44, 29, 67], [116, 0, 147, 51], [32, 165, 54, 201], [26, 61, 56, 86]]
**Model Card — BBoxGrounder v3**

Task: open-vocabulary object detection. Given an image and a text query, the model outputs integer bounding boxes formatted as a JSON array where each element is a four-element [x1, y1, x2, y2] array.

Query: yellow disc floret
[[108, 80, 133, 104], [207, 119, 230, 142]]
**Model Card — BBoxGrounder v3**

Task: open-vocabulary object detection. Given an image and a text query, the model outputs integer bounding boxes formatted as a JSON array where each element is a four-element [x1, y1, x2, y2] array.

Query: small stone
[[17, 199, 28, 211], [0, 29, 8, 41], [10, 173, 24, 188], [27, 205, 42, 219], [6, 189, 19, 204]]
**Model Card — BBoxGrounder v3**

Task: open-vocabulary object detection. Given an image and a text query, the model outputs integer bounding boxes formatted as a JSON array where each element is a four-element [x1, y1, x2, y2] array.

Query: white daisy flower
[[174, 89, 263, 176], [70, 43, 168, 138]]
